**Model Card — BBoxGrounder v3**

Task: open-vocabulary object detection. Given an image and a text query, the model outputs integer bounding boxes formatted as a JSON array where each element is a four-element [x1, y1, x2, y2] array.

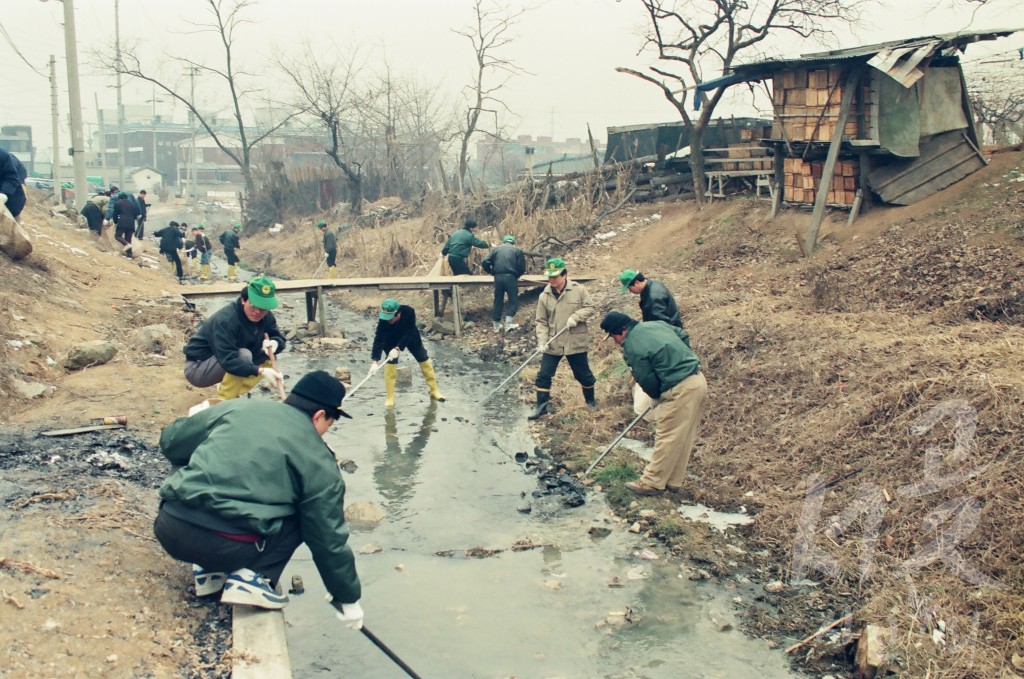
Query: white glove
[[103, 219, 111, 227], [369, 361, 380, 375], [0, 194, 7, 206], [332, 599, 364, 630], [565, 316, 578, 329], [386, 347, 401, 362], [260, 367, 283, 384], [537, 342, 549, 354], [324, 252, 329, 259], [262, 338, 279, 355]]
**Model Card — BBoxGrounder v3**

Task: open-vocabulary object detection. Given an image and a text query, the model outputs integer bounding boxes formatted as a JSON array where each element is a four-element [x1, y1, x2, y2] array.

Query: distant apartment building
[[0, 126, 34, 174], [474, 134, 604, 185]]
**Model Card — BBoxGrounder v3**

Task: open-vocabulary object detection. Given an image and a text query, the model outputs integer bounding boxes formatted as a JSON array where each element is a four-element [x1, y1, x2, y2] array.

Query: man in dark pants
[[600, 311, 707, 496], [135, 189, 149, 238], [82, 191, 109, 236], [441, 217, 489, 275], [154, 370, 365, 629], [619, 269, 685, 334], [370, 298, 445, 408], [0, 147, 27, 219], [319, 220, 337, 278], [530, 257, 597, 419], [219, 223, 242, 282], [155, 221, 186, 283], [482, 234, 527, 333], [112, 191, 140, 258]]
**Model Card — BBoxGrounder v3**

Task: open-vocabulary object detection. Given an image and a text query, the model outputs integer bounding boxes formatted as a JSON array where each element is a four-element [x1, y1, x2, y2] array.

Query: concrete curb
[[231, 606, 292, 678]]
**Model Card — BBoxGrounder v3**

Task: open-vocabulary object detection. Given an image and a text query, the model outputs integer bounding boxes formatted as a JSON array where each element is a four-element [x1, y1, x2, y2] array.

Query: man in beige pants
[[600, 311, 707, 495]]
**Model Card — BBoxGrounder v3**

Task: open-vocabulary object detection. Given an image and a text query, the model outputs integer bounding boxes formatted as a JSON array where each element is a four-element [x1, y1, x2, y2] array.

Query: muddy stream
[[217, 297, 798, 679]]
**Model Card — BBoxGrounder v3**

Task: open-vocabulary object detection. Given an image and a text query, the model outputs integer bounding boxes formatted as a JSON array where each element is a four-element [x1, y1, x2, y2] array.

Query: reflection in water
[[373, 402, 438, 509]]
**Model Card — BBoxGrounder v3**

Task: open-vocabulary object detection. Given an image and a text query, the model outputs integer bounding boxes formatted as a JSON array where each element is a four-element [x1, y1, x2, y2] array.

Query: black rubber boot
[[527, 391, 550, 420], [583, 386, 597, 410]]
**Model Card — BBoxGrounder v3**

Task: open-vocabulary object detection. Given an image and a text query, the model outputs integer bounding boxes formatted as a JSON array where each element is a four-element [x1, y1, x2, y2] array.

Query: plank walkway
[[180, 274, 593, 337]]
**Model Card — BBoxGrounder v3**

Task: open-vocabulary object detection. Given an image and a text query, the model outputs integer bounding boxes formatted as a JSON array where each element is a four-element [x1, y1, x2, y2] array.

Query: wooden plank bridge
[[180, 274, 593, 337]]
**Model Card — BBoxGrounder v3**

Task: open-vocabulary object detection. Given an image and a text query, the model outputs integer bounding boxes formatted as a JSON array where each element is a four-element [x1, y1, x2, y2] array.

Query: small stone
[[764, 581, 786, 593], [358, 543, 383, 555], [516, 501, 532, 514], [588, 526, 611, 538], [106, 654, 118, 663]]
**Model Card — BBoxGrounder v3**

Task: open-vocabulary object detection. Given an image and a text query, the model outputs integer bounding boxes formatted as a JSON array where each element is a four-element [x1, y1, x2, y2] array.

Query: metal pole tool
[[483, 325, 571, 401]]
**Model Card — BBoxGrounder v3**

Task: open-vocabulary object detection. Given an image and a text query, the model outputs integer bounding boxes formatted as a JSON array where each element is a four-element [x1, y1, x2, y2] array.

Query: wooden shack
[[728, 29, 1019, 214]]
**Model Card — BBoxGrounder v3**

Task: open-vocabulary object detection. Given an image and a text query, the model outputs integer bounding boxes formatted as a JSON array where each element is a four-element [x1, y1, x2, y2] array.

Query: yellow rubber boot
[[384, 363, 398, 408], [327, 266, 337, 279], [200, 264, 211, 280], [227, 264, 237, 282], [419, 359, 445, 402], [216, 371, 262, 400]]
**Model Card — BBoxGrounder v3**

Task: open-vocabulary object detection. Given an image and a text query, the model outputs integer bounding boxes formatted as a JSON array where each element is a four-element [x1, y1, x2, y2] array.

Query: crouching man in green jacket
[[600, 311, 707, 497], [153, 370, 365, 628]]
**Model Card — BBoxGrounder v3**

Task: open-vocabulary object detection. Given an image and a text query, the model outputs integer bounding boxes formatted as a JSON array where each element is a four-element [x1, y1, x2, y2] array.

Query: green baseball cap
[[379, 298, 401, 320], [544, 257, 566, 277], [502, 235, 516, 244], [317, 220, 327, 228], [619, 269, 639, 292], [247, 276, 278, 310], [233, 223, 241, 231]]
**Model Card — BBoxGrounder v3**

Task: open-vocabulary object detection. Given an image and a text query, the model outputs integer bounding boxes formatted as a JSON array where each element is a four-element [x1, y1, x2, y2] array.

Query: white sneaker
[[192, 564, 226, 597], [492, 321, 502, 332], [220, 568, 289, 609], [505, 317, 520, 331]]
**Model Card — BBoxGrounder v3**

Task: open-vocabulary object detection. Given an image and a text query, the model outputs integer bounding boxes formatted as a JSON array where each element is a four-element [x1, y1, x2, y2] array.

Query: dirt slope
[[1, 151, 1022, 678]]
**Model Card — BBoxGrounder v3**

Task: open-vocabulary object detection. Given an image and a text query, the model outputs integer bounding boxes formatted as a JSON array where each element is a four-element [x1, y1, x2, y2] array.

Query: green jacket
[[158, 399, 361, 603], [621, 320, 700, 399], [219, 230, 240, 251], [441, 227, 489, 259], [323, 229, 337, 254]]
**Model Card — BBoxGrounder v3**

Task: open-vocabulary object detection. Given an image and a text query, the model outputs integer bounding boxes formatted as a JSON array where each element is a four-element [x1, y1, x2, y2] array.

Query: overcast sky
[[2, 0, 1019, 164]]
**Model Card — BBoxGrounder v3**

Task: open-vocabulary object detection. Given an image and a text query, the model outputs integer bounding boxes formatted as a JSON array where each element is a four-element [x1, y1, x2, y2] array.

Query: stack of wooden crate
[[783, 157, 859, 206], [718, 143, 772, 171], [771, 66, 870, 142]]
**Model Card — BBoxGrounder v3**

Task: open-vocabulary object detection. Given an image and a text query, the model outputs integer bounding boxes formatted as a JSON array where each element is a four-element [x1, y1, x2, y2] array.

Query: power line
[[0, 21, 47, 78]]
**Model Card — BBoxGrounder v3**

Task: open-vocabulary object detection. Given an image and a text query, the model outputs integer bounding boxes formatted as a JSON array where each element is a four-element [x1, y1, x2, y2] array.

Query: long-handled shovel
[[483, 325, 571, 401], [344, 365, 381, 401], [312, 251, 329, 278], [360, 626, 424, 679], [571, 405, 653, 488]]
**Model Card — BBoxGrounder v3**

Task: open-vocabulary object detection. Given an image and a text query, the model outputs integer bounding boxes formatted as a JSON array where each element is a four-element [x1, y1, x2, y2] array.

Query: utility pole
[[95, 93, 107, 187], [49, 55, 62, 205], [187, 66, 199, 210], [61, 0, 88, 210], [115, 0, 126, 188]]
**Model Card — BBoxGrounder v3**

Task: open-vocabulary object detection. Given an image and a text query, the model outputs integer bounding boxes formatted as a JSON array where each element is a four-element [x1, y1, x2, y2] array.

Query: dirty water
[[244, 301, 802, 679]]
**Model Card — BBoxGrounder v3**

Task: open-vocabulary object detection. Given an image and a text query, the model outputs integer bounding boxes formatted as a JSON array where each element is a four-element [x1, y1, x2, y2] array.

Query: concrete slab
[[232, 606, 292, 679]]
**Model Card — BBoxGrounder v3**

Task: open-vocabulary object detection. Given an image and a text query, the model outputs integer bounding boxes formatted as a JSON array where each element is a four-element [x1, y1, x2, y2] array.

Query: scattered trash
[[289, 575, 304, 595]]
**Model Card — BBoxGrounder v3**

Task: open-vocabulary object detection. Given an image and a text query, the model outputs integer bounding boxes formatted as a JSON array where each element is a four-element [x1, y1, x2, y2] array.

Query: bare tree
[[452, 0, 531, 194], [968, 66, 1024, 146], [111, 0, 295, 210], [617, 0, 862, 203], [360, 65, 457, 199], [278, 45, 366, 214]]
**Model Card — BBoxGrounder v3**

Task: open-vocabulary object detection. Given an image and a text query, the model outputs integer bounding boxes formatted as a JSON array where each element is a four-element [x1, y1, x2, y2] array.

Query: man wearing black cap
[[600, 311, 707, 496], [183, 276, 286, 400], [441, 217, 489, 275], [153, 370, 365, 629]]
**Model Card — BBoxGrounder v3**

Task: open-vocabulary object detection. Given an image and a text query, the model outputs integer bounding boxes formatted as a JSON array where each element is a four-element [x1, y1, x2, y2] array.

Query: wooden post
[[771, 145, 785, 220], [432, 289, 440, 318], [317, 285, 327, 337], [451, 284, 462, 337], [858, 150, 871, 215], [305, 291, 316, 323], [805, 68, 860, 254]]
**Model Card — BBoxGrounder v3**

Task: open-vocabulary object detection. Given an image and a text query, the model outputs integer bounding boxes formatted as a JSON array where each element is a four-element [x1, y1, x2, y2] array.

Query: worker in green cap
[[370, 299, 445, 407], [183, 275, 287, 400], [219, 224, 242, 282], [618, 269, 685, 333], [482, 234, 527, 332], [441, 217, 489, 275], [529, 257, 597, 419], [319, 220, 338, 279]]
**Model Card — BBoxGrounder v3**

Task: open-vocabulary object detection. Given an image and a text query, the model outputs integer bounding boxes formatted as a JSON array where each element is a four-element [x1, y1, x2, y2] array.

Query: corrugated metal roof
[[731, 28, 1022, 76]]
